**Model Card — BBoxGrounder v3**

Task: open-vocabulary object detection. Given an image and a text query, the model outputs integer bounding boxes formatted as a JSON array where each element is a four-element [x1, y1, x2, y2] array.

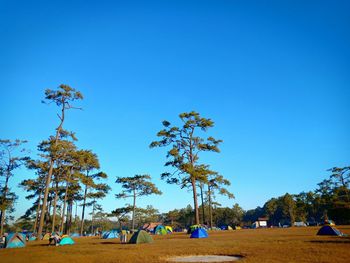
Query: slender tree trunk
[[200, 183, 205, 225], [91, 202, 95, 235], [37, 159, 54, 238], [45, 198, 52, 233], [33, 191, 42, 233], [208, 184, 213, 228], [0, 205, 6, 236], [75, 202, 78, 223], [65, 202, 72, 235], [68, 201, 73, 235], [289, 205, 295, 227], [51, 182, 59, 232], [59, 182, 69, 233], [65, 203, 69, 234], [37, 104, 65, 240], [80, 184, 88, 236], [132, 190, 136, 232], [191, 178, 200, 225], [0, 172, 10, 235], [59, 169, 71, 233], [0, 210, 4, 236]]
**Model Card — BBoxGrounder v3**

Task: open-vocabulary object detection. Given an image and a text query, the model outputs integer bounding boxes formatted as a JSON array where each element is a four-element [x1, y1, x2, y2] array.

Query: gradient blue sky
[[1, 0, 349, 220]]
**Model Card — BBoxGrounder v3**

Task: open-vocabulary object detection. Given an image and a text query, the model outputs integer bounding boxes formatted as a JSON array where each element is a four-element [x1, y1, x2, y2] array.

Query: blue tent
[[29, 236, 36, 241], [102, 230, 119, 239], [317, 226, 344, 236], [190, 228, 208, 239], [5, 233, 26, 248], [59, 237, 75, 246], [71, 233, 80, 237]]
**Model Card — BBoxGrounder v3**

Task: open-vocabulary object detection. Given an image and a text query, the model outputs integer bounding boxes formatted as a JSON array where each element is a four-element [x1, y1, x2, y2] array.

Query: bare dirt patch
[[166, 255, 242, 262]]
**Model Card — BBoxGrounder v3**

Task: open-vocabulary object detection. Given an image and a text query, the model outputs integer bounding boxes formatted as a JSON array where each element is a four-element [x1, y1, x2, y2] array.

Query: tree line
[[244, 166, 350, 226]]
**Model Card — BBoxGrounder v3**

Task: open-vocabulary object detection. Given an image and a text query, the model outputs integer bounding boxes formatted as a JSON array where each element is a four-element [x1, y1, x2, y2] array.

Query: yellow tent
[[227, 226, 233, 230], [42, 233, 51, 240], [165, 226, 173, 233]]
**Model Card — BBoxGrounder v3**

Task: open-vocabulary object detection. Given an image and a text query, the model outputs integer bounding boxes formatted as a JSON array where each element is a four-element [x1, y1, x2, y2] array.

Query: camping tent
[[294, 222, 307, 227], [102, 230, 119, 239], [59, 237, 75, 246], [221, 225, 233, 230], [153, 225, 167, 235], [129, 230, 153, 244], [5, 233, 26, 248], [165, 226, 173, 233], [251, 222, 258, 229], [42, 233, 51, 240], [190, 228, 208, 239], [142, 222, 162, 232], [187, 225, 202, 234], [317, 226, 344, 236], [71, 233, 80, 237]]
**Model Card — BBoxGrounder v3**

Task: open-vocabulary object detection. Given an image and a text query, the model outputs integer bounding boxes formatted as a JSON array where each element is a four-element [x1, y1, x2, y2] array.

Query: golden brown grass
[[1, 226, 350, 263]]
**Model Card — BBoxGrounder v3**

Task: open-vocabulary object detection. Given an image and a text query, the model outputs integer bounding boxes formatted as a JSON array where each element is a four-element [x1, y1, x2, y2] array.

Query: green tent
[[153, 225, 167, 235], [59, 237, 75, 246], [129, 230, 153, 244]]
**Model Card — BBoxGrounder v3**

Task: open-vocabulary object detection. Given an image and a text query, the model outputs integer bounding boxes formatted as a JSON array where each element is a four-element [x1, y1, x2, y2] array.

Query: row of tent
[[142, 223, 173, 235], [122, 228, 208, 243], [0, 233, 74, 249], [3, 233, 74, 248], [3, 225, 345, 249], [100, 226, 172, 240]]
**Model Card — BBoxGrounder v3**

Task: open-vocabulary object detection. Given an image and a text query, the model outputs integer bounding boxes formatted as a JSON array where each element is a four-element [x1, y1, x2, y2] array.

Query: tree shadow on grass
[[100, 241, 119, 245], [309, 238, 350, 244], [30, 244, 53, 247]]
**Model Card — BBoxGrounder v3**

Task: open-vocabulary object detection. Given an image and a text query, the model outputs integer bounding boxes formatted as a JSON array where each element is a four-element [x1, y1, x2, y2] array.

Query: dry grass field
[[1, 226, 350, 263]]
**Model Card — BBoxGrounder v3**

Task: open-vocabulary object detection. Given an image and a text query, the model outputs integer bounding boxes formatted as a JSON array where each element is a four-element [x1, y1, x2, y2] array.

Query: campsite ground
[[1, 226, 350, 263]]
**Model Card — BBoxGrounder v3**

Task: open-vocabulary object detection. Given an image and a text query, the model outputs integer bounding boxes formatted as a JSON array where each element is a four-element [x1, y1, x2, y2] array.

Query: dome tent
[[220, 225, 233, 230], [129, 230, 153, 244], [102, 230, 119, 239], [187, 225, 207, 234], [317, 225, 345, 236], [5, 233, 26, 248], [59, 236, 75, 246], [42, 233, 51, 240], [153, 225, 167, 235], [165, 226, 173, 233], [190, 228, 208, 239]]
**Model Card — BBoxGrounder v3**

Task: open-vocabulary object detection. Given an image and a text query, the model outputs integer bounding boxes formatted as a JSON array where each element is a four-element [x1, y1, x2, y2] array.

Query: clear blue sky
[[1, 0, 349, 220]]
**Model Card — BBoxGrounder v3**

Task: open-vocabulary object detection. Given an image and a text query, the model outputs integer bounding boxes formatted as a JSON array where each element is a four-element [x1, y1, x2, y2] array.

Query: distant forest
[[7, 166, 349, 233]]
